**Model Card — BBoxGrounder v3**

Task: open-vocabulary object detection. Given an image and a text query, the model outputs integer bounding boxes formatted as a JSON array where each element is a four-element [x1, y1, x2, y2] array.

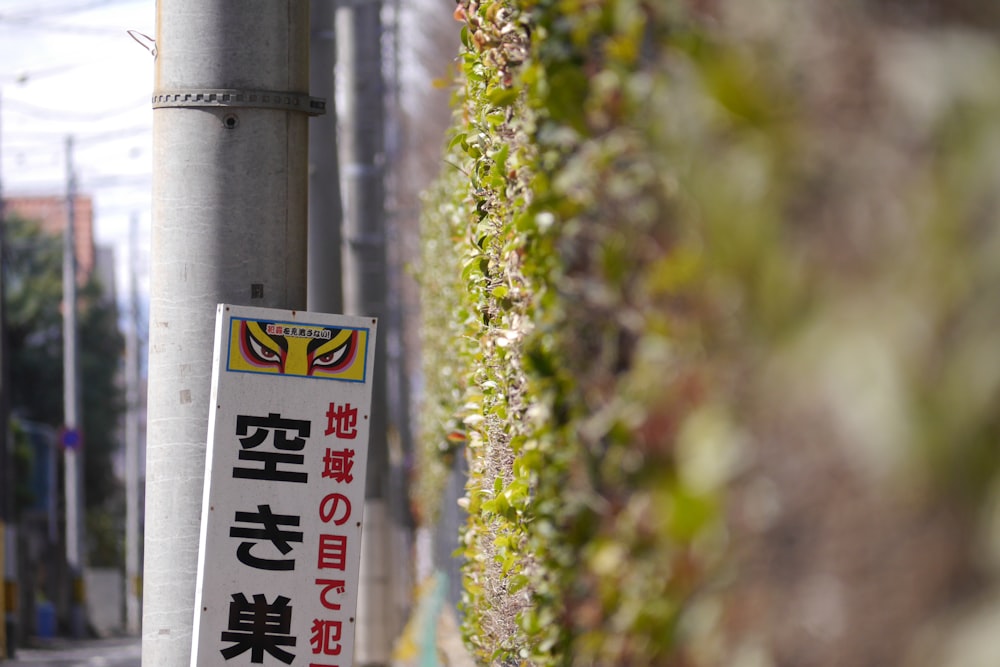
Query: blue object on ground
[[36, 602, 56, 639]]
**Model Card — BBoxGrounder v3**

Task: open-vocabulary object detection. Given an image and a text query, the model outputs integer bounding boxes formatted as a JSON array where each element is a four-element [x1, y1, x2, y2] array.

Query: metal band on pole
[[152, 89, 326, 115]]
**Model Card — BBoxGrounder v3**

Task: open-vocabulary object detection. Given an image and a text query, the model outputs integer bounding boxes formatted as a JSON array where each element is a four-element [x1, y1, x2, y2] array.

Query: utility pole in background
[[309, 0, 344, 314], [382, 0, 417, 616], [124, 213, 142, 636], [0, 89, 13, 661], [143, 2, 319, 664], [338, 1, 395, 663], [62, 134, 85, 639]]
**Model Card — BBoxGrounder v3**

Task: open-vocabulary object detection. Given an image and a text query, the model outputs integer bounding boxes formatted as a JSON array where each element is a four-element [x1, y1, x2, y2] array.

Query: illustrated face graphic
[[227, 318, 368, 381]]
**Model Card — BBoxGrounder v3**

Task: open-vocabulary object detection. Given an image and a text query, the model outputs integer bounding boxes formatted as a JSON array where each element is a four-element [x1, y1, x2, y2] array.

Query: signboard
[[60, 428, 82, 450], [191, 304, 377, 667]]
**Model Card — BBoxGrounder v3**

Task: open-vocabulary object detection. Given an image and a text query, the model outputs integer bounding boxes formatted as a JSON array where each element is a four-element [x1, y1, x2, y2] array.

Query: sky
[[0, 0, 456, 317], [0, 0, 155, 306]]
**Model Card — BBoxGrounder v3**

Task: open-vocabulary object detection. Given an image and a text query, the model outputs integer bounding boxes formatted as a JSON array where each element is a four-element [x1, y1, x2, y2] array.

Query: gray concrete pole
[[62, 134, 85, 639], [340, 0, 387, 514], [144, 2, 316, 664], [0, 93, 7, 536], [308, 0, 344, 314], [0, 90, 14, 661], [124, 213, 141, 636], [338, 2, 394, 663]]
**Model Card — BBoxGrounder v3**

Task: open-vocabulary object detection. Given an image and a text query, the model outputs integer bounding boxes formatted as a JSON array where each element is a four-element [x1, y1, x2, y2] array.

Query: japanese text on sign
[[191, 305, 376, 667]]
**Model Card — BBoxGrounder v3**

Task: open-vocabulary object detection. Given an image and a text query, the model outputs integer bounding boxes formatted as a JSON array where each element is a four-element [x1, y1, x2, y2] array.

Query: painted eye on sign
[[226, 315, 370, 382], [191, 305, 377, 667]]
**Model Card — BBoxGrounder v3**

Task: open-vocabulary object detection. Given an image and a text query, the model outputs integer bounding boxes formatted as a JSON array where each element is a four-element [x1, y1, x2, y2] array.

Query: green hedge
[[417, 2, 1000, 665]]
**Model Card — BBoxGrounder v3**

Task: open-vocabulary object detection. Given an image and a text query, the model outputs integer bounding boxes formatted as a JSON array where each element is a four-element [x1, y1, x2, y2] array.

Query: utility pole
[[383, 0, 417, 610], [338, 1, 394, 663], [0, 89, 13, 661], [309, 0, 344, 314], [124, 213, 141, 636], [143, 2, 320, 665], [63, 134, 85, 639]]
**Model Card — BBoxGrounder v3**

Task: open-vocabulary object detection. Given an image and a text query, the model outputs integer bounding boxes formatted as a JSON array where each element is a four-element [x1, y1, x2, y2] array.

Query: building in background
[[4, 195, 96, 284]]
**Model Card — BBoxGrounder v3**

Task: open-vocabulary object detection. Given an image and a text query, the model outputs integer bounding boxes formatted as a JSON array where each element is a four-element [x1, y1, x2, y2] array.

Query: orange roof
[[4, 194, 95, 283]]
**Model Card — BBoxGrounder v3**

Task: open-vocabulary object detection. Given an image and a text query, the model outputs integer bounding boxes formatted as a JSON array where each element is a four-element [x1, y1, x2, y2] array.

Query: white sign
[[191, 304, 377, 667]]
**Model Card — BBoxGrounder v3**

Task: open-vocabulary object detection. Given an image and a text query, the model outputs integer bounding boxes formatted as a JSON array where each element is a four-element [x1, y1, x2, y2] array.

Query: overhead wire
[[2, 124, 147, 147], [2, 95, 149, 122], [0, 0, 148, 36], [0, 21, 128, 36], [0, 0, 153, 272], [75, 125, 150, 146], [0, 0, 143, 21], [0, 61, 84, 84]]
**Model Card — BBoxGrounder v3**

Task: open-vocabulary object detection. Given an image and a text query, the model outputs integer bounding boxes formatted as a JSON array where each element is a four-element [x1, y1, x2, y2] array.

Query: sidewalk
[[392, 572, 477, 667], [1, 636, 140, 667]]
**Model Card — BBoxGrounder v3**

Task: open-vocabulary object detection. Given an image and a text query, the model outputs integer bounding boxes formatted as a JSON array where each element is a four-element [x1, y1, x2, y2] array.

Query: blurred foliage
[[3, 214, 126, 565], [9, 420, 37, 512], [417, 0, 1000, 665]]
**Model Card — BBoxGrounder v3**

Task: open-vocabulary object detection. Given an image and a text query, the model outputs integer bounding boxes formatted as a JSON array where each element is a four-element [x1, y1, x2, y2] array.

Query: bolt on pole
[[143, 2, 318, 664]]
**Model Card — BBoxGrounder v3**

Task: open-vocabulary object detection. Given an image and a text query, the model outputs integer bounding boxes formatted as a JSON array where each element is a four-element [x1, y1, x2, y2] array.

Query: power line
[[0, 62, 82, 84], [0, 20, 129, 36], [80, 173, 151, 188], [1, 173, 150, 194], [0, 0, 143, 21], [77, 125, 150, 146], [0, 0, 148, 36], [2, 96, 149, 122], [2, 129, 148, 159]]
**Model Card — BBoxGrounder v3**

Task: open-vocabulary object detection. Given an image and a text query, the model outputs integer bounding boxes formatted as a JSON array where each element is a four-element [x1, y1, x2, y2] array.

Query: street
[[2, 637, 140, 667]]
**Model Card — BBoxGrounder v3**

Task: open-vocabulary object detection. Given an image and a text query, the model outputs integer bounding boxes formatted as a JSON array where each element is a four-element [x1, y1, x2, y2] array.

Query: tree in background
[[3, 214, 125, 566]]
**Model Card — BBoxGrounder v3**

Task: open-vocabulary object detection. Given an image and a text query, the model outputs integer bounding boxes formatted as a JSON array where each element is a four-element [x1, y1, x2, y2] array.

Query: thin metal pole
[[0, 89, 11, 662], [0, 91, 7, 535], [62, 134, 85, 638], [124, 213, 141, 635], [143, 2, 312, 665]]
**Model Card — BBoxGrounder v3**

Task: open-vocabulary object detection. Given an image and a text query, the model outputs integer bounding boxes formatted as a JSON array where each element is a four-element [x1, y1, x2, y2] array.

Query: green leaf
[[509, 574, 530, 594], [488, 86, 519, 107], [448, 132, 468, 150], [493, 143, 510, 174]]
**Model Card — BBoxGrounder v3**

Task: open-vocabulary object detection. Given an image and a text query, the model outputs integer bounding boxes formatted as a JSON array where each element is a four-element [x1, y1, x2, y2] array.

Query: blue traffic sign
[[61, 428, 82, 450]]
